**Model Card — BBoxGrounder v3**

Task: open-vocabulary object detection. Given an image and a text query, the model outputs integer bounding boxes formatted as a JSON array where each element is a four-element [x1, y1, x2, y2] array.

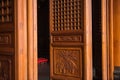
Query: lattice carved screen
[[51, 0, 83, 31], [0, 0, 13, 23]]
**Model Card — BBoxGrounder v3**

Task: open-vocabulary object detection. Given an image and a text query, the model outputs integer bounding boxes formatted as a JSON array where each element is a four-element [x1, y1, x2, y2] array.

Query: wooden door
[[0, 0, 15, 80], [50, 0, 92, 80], [0, 0, 27, 79]]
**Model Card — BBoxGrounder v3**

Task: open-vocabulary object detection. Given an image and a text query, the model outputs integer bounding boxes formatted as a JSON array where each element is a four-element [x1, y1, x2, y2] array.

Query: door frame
[[27, 0, 38, 80], [102, 0, 114, 80], [101, 0, 109, 80], [109, 0, 114, 79], [15, 0, 37, 80], [14, 0, 28, 80], [84, 0, 93, 80]]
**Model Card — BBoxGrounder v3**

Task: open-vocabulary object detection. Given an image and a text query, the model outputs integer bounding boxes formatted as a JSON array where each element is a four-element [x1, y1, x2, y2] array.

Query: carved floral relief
[[54, 48, 82, 78]]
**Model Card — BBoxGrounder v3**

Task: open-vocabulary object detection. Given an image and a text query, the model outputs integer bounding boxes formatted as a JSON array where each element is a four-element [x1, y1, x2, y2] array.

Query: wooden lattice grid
[[0, 0, 12, 23], [52, 0, 83, 31]]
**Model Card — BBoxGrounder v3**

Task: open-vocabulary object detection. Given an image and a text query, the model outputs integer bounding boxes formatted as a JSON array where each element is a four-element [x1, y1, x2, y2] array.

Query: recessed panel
[[53, 47, 82, 78]]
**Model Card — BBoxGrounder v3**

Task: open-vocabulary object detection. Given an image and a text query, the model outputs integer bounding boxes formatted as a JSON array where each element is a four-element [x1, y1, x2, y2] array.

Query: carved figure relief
[[54, 48, 82, 78]]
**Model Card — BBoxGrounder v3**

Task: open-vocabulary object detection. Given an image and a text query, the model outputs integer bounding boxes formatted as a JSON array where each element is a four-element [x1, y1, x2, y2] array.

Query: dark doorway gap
[[37, 0, 50, 60], [37, 0, 50, 80], [92, 0, 102, 80]]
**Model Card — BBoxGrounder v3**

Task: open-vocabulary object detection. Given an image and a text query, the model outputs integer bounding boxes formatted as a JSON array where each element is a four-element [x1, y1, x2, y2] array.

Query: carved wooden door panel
[[0, 0, 14, 80], [50, 0, 92, 80]]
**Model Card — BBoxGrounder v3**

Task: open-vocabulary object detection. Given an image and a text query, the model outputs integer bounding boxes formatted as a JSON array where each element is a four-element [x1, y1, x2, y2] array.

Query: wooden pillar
[[15, 0, 27, 80], [27, 0, 37, 80], [109, 0, 114, 79], [101, 0, 108, 79], [84, 0, 92, 80], [33, 0, 38, 79]]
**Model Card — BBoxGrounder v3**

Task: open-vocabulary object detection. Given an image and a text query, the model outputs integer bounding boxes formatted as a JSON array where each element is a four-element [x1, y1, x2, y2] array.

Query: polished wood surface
[[113, 0, 120, 66], [14, 0, 28, 79], [50, 0, 92, 80], [101, 0, 108, 79], [108, 0, 120, 79], [109, 0, 114, 79], [84, 0, 92, 80], [15, 0, 37, 80], [27, 0, 38, 79]]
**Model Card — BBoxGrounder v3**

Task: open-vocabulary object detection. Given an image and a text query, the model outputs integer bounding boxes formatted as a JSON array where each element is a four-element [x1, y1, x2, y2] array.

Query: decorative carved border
[[53, 47, 82, 78], [0, 33, 12, 45], [53, 35, 83, 42]]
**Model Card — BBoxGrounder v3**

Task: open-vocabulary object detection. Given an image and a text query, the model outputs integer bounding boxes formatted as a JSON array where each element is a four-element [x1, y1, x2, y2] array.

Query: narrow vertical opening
[[37, 0, 50, 80], [92, 0, 102, 79]]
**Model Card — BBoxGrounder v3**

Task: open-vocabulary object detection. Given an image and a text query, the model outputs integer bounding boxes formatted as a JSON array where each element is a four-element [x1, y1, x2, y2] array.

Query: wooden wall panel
[[113, 0, 120, 66]]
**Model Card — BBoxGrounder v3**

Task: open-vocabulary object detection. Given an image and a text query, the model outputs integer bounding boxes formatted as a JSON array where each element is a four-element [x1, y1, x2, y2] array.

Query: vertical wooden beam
[[109, 0, 114, 79], [101, 0, 108, 80], [33, 0, 38, 79], [15, 0, 27, 80], [27, 0, 34, 79], [84, 0, 92, 80], [49, 0, 53, 78], [27, 0, 37, 80]]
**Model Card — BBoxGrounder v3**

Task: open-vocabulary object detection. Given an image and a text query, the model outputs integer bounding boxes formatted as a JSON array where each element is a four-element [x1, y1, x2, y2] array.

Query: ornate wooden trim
[[53, 35, 83, 42]]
